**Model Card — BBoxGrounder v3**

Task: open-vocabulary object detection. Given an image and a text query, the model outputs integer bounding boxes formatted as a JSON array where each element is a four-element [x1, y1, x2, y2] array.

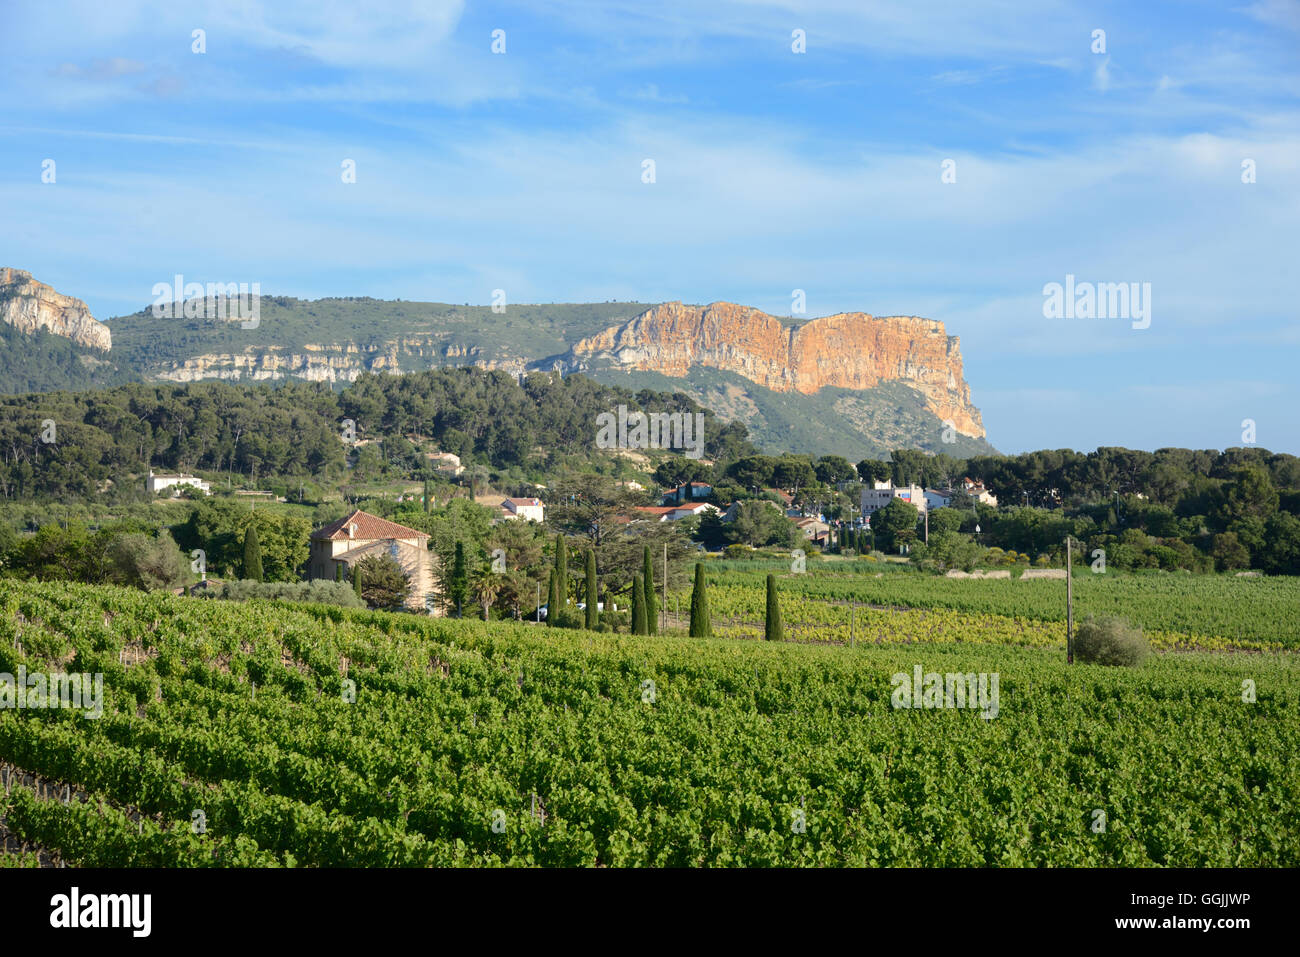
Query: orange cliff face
[[564, 301, 986, 438], [0, 267, 112, 352]]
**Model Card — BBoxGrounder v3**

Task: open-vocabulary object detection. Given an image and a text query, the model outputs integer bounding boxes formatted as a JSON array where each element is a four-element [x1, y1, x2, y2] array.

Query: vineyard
[[1, 579, 1297, 866], [695, 561, 1300, 651]]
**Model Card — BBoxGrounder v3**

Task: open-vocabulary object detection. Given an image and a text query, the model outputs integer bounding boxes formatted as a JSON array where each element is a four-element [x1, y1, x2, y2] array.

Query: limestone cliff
[[0, 268, 112, 351], [563, 301, 984, 437]]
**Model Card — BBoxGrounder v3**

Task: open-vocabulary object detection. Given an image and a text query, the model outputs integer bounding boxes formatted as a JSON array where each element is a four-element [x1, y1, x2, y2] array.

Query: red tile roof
[[311, 509, 429, 542], [504, 498, 543, 507]]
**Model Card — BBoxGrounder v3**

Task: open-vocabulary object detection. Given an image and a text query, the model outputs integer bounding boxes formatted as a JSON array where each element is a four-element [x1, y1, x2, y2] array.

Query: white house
[[957, 478, 999, 507], [427, 451, 464, 476], [860, 482, 928, 517], [924, 489, 951, 511], [633, 502, 719, 522], [500, 497, 546, 522], [147, 471, 211, 496]]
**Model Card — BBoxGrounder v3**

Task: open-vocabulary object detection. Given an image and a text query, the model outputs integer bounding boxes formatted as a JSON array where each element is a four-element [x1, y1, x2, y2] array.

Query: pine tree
[[631, 577, 647, 635], [242, 524, 263, 582], [449, 541, 468, 617], [545, 568, 558, 627], [643, 545, 657, 634], [765, 573, 783, 642], [688, 562, 711, 638], [585, 549, 598, 630]]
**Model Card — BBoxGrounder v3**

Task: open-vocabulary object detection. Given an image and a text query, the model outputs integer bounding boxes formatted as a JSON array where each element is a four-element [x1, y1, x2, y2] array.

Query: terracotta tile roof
[[311, 509, 429, 542], [504, 498, 543, 507]]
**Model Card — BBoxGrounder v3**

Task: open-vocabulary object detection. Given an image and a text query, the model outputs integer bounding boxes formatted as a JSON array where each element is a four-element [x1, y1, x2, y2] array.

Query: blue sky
[[2, 0, 1297, 455]]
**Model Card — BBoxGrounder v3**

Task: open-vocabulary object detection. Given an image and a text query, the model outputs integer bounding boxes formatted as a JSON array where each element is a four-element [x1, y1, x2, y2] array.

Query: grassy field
[[0, 579, 1296, 866]]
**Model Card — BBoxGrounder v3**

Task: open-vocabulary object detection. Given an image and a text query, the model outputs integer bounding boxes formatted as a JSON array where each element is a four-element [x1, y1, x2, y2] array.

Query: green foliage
[[545, 569, 558, 628], [104, 531, 187, 592], [697, 561, 1300, 650], [764, 574, 783, 642], [728, 500, 799, 548], [689, 562, 711, 637], [643, 545, 657, 635], [1073, 616, 1150, 667], [448, 541, 468, 617], [241, 525, 264, 582], [554, 534, 568, 612], [4, 578, 1293, 866], [217, 579, 364, 608], [0, 320, 133, 394], [355, 553, 410, 611], [585, 550, 598, 630], [873, 498, 920, 552], [631, 577, 648, 636]]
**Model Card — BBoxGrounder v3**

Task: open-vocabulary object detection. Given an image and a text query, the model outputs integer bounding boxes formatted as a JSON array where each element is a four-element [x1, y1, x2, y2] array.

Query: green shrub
[[1073, 616, 1149, 667], [219, 579, 365, 608], [723, 544, 751, 560], [599, 609, 629, 632]]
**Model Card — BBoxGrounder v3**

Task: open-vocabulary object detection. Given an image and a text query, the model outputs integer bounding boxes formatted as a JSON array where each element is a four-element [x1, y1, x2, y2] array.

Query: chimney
[[348, 522, 357, 539]]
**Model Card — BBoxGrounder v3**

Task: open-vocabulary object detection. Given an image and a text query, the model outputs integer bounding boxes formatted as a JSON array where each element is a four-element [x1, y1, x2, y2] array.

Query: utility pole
[[662, 543, 668, 633], [1065, 535, 1074, 664], [924, 506, 929, 543], [536, 581, 540, 624]]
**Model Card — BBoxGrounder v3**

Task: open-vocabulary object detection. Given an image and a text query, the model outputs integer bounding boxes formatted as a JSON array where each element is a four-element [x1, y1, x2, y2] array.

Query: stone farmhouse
[[307, 509, 437, 614]]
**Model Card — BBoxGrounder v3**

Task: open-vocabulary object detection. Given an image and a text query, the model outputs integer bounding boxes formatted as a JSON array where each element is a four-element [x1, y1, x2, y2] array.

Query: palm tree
[[471, 563, 503, 620]]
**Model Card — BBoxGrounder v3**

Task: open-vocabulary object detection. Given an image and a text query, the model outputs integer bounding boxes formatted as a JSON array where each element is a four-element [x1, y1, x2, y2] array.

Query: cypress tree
[[688, 563, 711, 638], [242, 524, 263, 582], [631, 577, 647, 635], [423, 480, 432, 513], [764, 573, 783, 642], [335, 562, 343, 583], [643, 545, 657, 634], [546, 568, 558, 627], [584, 549, 598, 630], [450, 541, 467, 617], [554, 534, 568, 612], [352, 562, 362, 599]]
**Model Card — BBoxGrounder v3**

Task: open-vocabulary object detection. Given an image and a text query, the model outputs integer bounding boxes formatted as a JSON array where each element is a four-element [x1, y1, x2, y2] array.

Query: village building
[[427, 451, 464, 476], [498, 497, 546, 522], [861, 482, 928, 517], [661, 481, 713, 505], [147, 471, 211, 496], [631, 502, 719, 523], [795, 517, 830, 545], [924, 489, 952, 510], [307, 509, 437, 614]]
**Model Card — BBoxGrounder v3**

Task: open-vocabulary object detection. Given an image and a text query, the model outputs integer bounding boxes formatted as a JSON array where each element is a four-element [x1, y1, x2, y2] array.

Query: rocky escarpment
[[0, 268, 112, 351], [563, 301, 985, 437], [148, 340, 530, 384]]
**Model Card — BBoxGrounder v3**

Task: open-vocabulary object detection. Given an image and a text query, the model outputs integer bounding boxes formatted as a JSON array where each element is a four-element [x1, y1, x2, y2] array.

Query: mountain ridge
[[0, 269, 993, 458]]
